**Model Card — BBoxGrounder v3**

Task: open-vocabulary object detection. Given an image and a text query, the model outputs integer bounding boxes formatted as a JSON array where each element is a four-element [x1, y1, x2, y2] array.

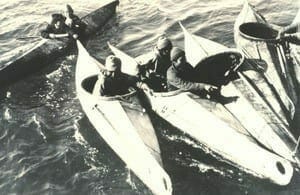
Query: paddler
[[135, 35, 173, 92], [64, 4, 86, 37], [166, 47, 219, 96], [277, 23, 300, 44], [93, 55, 151, 96], [41, 13, 78, 39]]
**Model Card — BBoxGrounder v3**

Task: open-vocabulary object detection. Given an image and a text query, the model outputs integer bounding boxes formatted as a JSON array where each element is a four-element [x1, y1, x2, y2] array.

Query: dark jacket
[[135, 49, 171, 91], [93, 71, 143, 96], [136, 48, 171, 78], [41, 14, 75, 39], [66, 14, 86, 36], [166, 62, 209, 92]]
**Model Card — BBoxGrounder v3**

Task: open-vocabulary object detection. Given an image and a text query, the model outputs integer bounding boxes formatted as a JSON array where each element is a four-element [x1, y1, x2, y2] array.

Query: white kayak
[[234, 1, 298, 122], [180, 23, 299, 167], [286, 7, 300, 91], [75, 40, 172, 195], [108, 41, 294, 185]]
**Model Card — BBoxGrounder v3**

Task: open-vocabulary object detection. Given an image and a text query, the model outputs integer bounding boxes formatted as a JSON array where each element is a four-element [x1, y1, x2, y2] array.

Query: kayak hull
[[0, 0, 119, 87], [234, 1, 298, 122], [288, 8, 300, 92], [180, 23, 299, 167], [145, 89, 293, 186], [75, 41, 172, 195], [108, 42, 294, 186]]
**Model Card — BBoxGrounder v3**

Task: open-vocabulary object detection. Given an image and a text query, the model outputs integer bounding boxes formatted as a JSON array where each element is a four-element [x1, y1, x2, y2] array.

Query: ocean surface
[[1, 0, 300, 194]]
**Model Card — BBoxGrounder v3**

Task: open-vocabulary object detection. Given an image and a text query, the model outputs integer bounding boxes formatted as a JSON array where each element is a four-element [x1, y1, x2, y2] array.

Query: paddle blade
[[107, 42, 139, 76]]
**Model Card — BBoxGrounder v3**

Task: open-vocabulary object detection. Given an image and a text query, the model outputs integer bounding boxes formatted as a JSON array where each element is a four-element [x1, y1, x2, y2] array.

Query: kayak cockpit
[[81, 75, 137, 100], [81, 75, 98, 93], [239, 22, 278, 41], [194, 50, 244, 86]]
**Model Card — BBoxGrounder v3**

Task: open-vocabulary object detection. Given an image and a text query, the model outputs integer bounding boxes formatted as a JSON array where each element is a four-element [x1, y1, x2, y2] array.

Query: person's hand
[[65, 18, 73, 27], [141, 83, 153, 95], [72, 34, 79, 39], [204, 84, 219, 93], [49, 33, 56, 39]]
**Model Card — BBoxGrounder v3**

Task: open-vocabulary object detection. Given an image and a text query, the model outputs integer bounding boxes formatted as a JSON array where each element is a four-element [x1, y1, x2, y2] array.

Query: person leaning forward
[[166, 47, 219, 96], [277, 22, 300, 44], [41, 13, 78, 39], [64, 4, 86, 37], [135, 36, 173, 91], [93, 55, 151, 97]]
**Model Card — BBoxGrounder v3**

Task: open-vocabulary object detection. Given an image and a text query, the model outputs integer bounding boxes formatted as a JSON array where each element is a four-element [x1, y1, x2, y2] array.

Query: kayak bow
[[180, 22, 300, 168], [75, 40, 172, 195], [108, 41, 294, 186], [234, 1, 298, 122]]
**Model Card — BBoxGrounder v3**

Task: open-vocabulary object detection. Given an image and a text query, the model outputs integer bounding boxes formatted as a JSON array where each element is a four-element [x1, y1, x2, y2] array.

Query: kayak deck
[[234, 1, 298, 123], [75, 41, 172, 195], [108, 42, 294, 186]]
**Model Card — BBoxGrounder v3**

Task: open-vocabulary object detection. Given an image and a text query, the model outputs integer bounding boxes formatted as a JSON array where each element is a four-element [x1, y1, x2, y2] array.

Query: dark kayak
[[0, 0, 119, 87]]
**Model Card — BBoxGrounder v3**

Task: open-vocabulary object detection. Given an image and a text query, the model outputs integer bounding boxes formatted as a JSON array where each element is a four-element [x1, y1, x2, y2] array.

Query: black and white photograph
[[0, 0, 300, 194]]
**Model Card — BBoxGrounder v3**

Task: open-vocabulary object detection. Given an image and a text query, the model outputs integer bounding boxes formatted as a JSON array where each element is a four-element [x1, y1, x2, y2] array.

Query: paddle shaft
[[16, 36, 41, 41]]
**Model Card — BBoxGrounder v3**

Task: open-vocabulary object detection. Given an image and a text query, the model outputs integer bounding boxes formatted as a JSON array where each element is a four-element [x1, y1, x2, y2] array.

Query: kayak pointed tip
[[107, 41, 117, 54], [242, 0, 250, 6], [178, 21, 183, 28], [179, 21, 187, 32], [76, 40, 85, 53]]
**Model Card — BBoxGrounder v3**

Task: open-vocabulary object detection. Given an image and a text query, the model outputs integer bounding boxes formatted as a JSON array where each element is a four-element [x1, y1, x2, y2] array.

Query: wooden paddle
[[16, 36, 41, 41]]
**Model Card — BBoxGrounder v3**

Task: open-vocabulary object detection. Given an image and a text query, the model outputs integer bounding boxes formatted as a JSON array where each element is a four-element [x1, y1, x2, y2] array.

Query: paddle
[[16, 36, 41, 41]]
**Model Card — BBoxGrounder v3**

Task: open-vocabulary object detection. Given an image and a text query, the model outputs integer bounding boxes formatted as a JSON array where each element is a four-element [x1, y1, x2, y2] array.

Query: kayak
[[234, 1, 298, 123], [0, 0, 119, 87], [75, 40, 172, 195], [108, 42, 294, 185], [180, 23, 300, 167], [286, 8, 300, 91]]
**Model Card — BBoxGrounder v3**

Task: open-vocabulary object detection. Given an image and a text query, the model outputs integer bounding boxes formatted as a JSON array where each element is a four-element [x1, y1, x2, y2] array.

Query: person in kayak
[[135, 36, 173, 92], [166, 47, 219, 97], [64, 4, 86, 37], [93, 55, 151, 96], [277, 23, 300, 44], [41, 13, 78, 39]]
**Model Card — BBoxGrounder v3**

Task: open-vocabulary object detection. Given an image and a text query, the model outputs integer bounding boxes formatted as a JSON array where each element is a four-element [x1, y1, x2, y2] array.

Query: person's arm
[[281, 23, 299, 34], [167, 69, 216, 92], [64, 25, 78, 39], [40, 26, 70, 39], [92, 74, 106, 96], [72, 15, 83, 28], [40, 25, 53, 39], [124, 74, 152, 93], [135, 52, 156, 79]]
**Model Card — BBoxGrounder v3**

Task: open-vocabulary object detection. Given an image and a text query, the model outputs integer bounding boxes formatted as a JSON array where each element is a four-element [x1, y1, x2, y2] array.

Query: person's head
[[65, 4, 74, 17], [228, 53, 240, 67], [171, 47, 187, 72], [51, 14, 65, 29], [105, 55, 122, 76], [155, 36, 172, 57]]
